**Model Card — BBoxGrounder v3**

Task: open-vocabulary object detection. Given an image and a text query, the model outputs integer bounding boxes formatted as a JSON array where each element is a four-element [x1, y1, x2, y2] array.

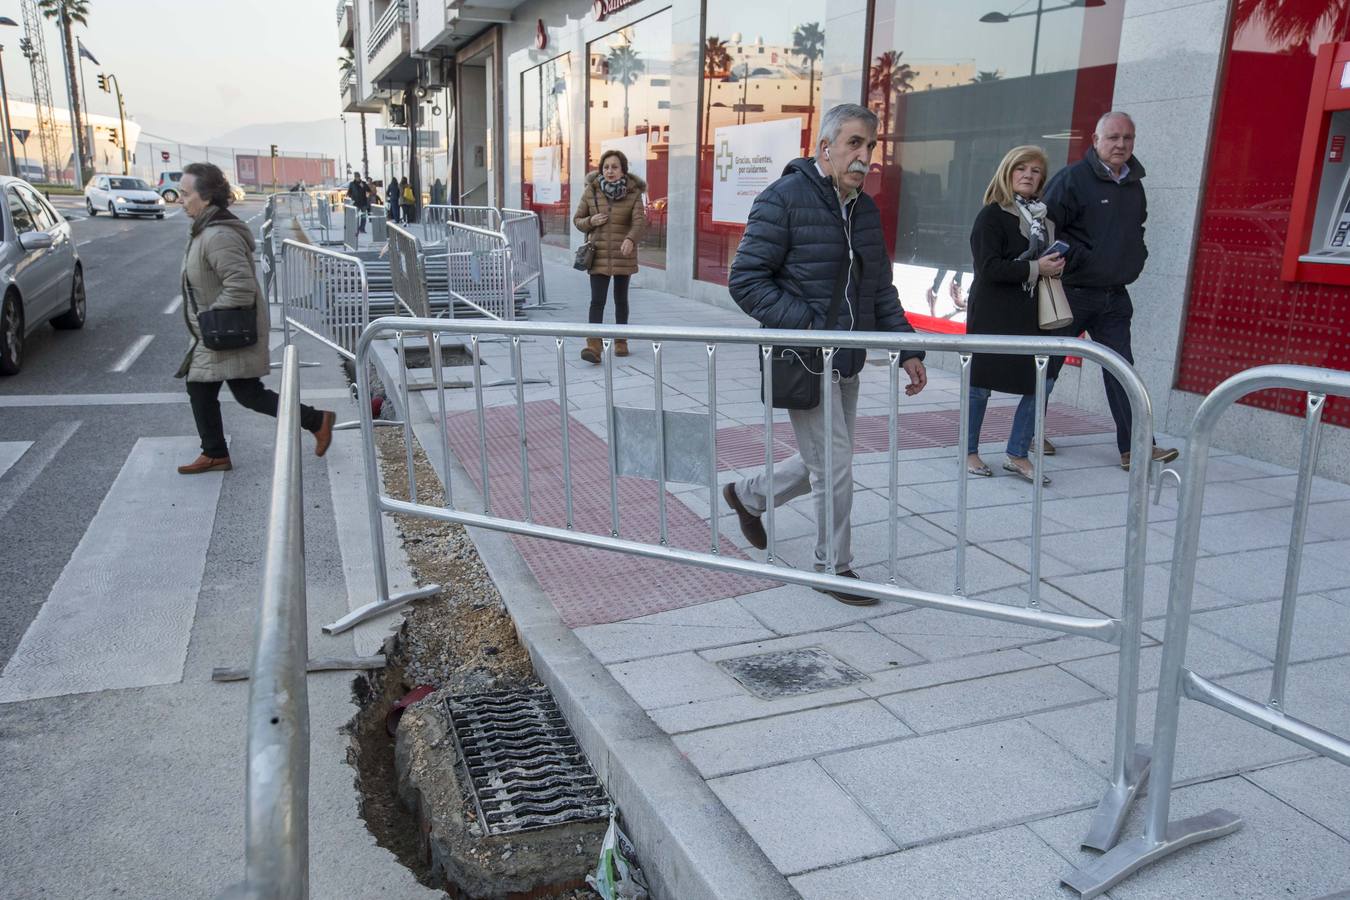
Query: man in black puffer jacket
[[722, 103, 927, 607], [1043, 111, 1178, 470]]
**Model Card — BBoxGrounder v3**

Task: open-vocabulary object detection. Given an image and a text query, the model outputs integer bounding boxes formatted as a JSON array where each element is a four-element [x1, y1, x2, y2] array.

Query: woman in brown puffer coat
[[572, 149, 647, 363]]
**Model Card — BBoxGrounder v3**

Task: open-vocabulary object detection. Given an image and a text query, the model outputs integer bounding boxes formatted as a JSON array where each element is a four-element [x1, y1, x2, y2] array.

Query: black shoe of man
[[723, 483, 767, 550], [816, 569, 878, 606]]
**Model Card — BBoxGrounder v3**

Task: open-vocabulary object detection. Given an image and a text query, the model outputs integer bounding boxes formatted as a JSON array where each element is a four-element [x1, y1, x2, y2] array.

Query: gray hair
[[1094, 110, 1135, 136], [817, 103, 879, 147]]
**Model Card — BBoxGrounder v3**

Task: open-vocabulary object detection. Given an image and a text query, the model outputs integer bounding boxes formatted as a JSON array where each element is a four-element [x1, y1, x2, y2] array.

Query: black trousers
[[588, 273, 630, 325], [1063, 285, 1145, 453], [187, 378, 324, 459]]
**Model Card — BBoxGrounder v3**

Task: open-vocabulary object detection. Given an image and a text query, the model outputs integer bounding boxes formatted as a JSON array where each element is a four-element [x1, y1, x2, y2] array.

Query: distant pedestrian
[[572, 149, 646, 364], [965, 145, 1064, 485], [401, 179, 416, 224], [432, 178, 445, 205], [174, 162, 334, 474], [387, 177, 402, 223], [347, 172, 370, 234], [1043, 111, 1178, 470]]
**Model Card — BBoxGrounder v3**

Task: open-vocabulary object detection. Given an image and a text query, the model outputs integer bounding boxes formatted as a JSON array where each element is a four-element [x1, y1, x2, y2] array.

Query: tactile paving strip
[[445, 689, 609, 836]]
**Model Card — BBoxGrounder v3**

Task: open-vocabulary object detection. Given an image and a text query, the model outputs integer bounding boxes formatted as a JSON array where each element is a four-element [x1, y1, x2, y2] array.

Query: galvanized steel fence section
[[1064, 363, 1350, 899], [501, 208, 548, 306], [346, 318, 1158, 853], [279, 239, 370, 360]]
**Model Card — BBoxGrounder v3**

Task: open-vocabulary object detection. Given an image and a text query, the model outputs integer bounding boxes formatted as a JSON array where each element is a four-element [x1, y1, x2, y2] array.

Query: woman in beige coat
[[572, 149, 646, 363], [175, 162, 334, 474]]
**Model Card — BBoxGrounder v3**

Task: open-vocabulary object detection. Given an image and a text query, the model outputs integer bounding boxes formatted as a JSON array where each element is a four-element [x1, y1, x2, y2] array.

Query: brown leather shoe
[[580, 338, 602, 365], [313, 410, 336, 458], [723, 483, 767, 550], [817, 570, 878, 606], [178, 454, 232, 475], [1120, 446, 1180, 470], [614, 339, 630, 357]]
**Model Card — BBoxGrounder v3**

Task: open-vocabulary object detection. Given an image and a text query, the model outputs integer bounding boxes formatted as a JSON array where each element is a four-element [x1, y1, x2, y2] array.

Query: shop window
[[695, 6, 827, 285], [865, 0, 1120, 332], [586, 8, 672, 269], [521, 53, 572, 249], [1176, 3, 1350, 425]]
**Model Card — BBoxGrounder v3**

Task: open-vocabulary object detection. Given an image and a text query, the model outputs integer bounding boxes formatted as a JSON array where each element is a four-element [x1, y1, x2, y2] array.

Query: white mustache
[[846, 161, 868, 175]]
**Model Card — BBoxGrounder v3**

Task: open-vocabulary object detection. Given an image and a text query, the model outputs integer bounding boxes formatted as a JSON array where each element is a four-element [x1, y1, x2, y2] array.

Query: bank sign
[[593, 0, 641, 20], [711, 118, 802, 225], [374, 127, 441, 149]]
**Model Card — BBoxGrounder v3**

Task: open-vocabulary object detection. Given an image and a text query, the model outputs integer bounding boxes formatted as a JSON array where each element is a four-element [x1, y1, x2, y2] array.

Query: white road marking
[[77, 239, 91, 246], [163, 294, 183, 315], [0, 441, 34, 480], [0, 422, 79, 535], [109, 334, 154, 373], [0, 436, 223, 703], [0, 388, 353, 407]]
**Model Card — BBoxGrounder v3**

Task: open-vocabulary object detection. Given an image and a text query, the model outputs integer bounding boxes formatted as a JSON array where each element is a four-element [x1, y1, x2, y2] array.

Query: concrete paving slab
[[895, 545, 1033, 596], [820, 719, 1107, 848], [1032, 776, 1350, 900], [922, 503, 1079, 542], [878, 664, 1105, 734], [1217, 656, 1350, 737], [650, 682, 873, 734], [735, 583, 903, 634], [1245, 757, 1350, 841], [673, 700, 913, 778], [1037, 524, 1179, 571], [708, 760, 898, 874], [698, 624, 923, 674], [849, 516, 956, 568], [1189, 594, 1350, 664], [1151, 506, 1346, 555], [982, 538, 1081, 578], [1245, 474, 1350, 504], [1027, 689, 1306, 783], [1191, 546, 1350, 603], [610, 651, 747, 709], [859, 647, 1048, 697], [575, 612, 776, 663], [868, 605, 1064, 660], [1061, 627, 1271, 696], [1048, 562, 1230, 620], [790, 824, 1078, 900], [1022, 631, 1158, 665]]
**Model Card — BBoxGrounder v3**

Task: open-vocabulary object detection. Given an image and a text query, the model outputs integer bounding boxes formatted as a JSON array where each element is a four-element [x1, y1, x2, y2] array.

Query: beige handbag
[[1037, 276, 1074, 330]]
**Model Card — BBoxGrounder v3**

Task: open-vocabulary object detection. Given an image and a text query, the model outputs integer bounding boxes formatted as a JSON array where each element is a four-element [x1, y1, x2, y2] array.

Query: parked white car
[[84, 175, 165, 219]]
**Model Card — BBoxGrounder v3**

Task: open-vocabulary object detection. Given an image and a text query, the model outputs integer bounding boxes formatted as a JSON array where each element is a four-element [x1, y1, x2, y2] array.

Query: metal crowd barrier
[[279, 238, 369, 360], [385, 221, 517, 321], [341, 318, 1158, 854], [386, 223, 430, 318], [421, 204, 502, 243], [225, 345, 310, 900], [501, 208, 549, 307], [1064, 364, 1350, 899]]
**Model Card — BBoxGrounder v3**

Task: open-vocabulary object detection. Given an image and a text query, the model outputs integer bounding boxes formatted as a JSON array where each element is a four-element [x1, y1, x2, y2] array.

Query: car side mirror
[[18, 231, 54, 251]]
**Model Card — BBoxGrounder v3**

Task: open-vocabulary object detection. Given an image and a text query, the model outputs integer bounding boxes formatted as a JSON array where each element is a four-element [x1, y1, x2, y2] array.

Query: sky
[[2, 0, 358, 157]]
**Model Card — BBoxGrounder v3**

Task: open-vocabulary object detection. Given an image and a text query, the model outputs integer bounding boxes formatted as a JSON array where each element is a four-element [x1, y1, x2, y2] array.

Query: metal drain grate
[[445, 688, 610, 835]]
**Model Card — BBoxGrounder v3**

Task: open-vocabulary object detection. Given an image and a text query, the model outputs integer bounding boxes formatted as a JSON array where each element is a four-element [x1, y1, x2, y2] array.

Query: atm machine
[[1285, 41, 1350, 283]]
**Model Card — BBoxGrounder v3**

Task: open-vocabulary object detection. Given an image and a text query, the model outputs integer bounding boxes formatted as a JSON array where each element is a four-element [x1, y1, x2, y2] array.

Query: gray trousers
[[735, 374, 859, 572]]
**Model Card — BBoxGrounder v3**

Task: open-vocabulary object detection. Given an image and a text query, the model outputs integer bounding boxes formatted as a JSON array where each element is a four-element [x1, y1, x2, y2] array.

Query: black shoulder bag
[[761, 260, 850, 410], [573, 182, 605, 271], [186, 230, 259, 351]]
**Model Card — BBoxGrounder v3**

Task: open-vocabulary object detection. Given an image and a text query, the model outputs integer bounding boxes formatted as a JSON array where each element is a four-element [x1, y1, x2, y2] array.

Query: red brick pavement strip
[[442, 400, 1114, 627]]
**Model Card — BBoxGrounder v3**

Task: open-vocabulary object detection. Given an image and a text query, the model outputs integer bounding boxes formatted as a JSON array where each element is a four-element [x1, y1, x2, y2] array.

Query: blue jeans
[[967, 378, 1056, 459]]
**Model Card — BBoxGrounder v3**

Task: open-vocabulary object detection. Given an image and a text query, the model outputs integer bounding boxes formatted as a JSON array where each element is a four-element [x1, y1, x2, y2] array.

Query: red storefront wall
[[1177, 4, 1350, 426]]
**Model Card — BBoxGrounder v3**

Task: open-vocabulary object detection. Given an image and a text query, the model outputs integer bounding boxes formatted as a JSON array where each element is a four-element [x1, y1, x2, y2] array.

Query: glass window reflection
[[522, 53, 572, 249]]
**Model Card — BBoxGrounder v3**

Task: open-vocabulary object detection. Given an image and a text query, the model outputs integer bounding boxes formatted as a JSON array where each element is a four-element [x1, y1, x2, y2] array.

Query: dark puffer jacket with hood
[[728, 157, 923, 377]]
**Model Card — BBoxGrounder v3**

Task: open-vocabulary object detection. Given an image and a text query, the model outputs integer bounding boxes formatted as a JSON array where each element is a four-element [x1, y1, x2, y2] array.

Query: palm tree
[[38, 0, 90, 181], [970, 70, 1003, 83], [868, 51, 917, 166], [703, 36, 731, 148], [1233, 0, 1350, 52], [791, 22, 824, 148], [605, 43, 645, 136]]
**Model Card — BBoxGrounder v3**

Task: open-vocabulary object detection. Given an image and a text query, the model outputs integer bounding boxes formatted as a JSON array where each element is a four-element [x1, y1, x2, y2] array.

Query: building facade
[[339, 0, 1350, 476]]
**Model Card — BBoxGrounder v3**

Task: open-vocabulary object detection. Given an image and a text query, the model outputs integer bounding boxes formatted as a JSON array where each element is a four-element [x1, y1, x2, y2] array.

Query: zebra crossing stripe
[[0, 437, 222, 703], [0, 441, 32, 481]]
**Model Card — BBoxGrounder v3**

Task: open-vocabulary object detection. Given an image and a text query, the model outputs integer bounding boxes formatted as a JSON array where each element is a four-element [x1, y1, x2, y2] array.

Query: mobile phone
[[1041, 240, 1069, 258]]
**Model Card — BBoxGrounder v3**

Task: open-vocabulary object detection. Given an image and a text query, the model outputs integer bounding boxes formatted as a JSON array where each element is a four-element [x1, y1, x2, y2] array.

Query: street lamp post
[[979, 0, 1106, 77], [0, 17, 17, 178], [339, 113, 349, 176]]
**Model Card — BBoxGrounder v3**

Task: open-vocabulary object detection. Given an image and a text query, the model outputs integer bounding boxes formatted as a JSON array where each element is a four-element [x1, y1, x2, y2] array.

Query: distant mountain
[[204, 119, 351, 159]]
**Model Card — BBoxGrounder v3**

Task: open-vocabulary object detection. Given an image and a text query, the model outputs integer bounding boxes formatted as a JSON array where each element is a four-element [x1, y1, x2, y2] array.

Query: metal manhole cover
[[715, 647, 870, 700], [445, 688, 610, 835]]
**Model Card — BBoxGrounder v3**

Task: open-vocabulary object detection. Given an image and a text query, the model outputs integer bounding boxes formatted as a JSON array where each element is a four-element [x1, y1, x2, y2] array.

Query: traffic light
[[269, 144, 278, 158], [96, 73, 108, 92], [108, 127, 119, 148]]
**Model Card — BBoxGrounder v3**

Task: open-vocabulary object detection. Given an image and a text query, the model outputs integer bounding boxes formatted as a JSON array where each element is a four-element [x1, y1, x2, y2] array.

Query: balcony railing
[[339, 71, 355, 93], [366, 0, 407, 59]]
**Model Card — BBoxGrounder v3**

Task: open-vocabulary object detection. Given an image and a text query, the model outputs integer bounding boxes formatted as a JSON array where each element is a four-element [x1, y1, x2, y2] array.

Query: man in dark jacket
[[346, 173, 370, 234], [722, 103, 927, 606], [1043, 111, 1178, 470]]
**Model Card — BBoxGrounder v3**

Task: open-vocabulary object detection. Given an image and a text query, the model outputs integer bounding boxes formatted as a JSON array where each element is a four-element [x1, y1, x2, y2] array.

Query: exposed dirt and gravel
[[344, 413, 598, 899]]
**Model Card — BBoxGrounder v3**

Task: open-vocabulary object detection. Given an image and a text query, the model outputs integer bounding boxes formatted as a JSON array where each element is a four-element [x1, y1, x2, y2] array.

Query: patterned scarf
[[599, 175, 628, 203], [1014, 194, 1048, 248]]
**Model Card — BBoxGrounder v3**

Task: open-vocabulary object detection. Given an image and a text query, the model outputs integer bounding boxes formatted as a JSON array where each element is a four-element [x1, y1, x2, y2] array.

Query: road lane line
[[0, 441, 33, 481], [109, 334, 154, 372], [0, 436, 221, 702], [163, 294, 183, 315], [0, 421, 78, 523], [0, 388, 352, 407], [77, 239, 92, 246]]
